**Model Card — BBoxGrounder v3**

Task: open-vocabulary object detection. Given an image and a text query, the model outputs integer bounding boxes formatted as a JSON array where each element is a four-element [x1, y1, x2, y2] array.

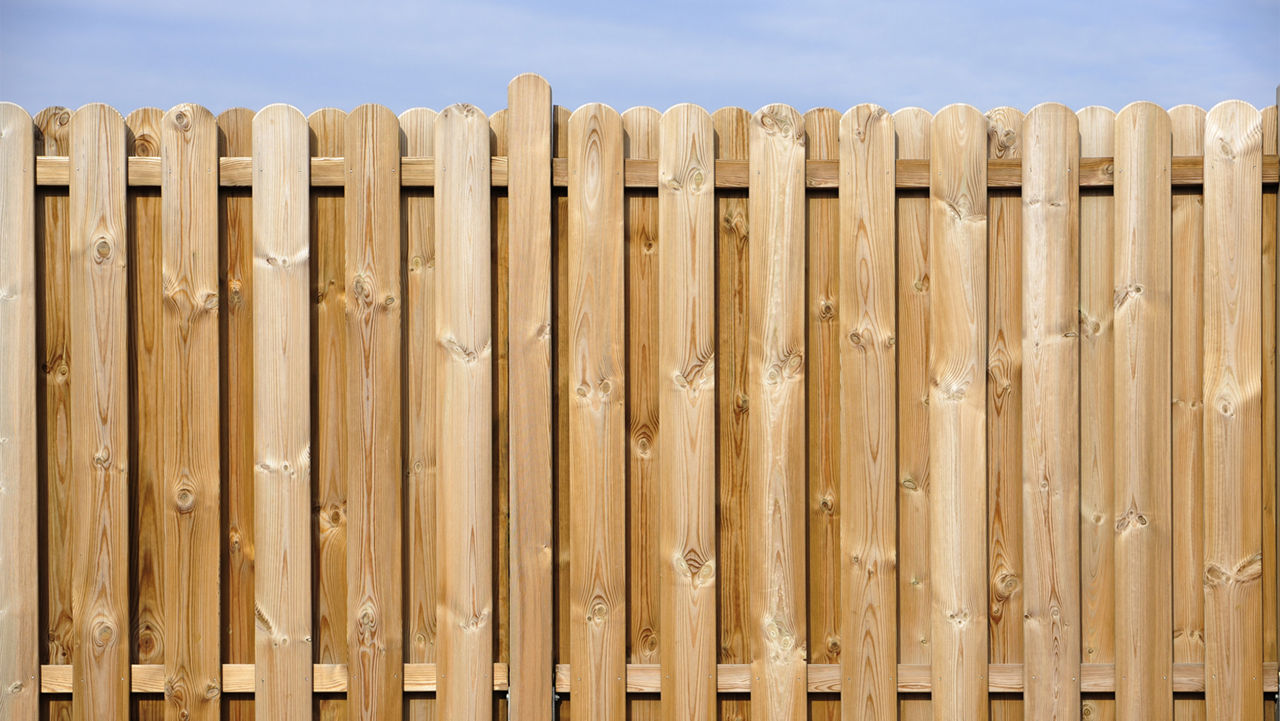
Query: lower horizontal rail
[[40, 662, 1278, 695]]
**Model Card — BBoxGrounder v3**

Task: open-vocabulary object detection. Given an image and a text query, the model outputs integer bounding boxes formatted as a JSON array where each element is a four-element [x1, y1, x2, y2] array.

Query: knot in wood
[[172, 110, 191, 132], [174, 485, 196, 513], [349, 273, 373, 305], [1114, 503, 1148, 532], [93, 236, 113, 262], [91, 617, 115, 647]]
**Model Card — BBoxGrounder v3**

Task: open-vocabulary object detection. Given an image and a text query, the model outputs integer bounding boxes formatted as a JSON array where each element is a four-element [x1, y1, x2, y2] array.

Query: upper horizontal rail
[[32, 154, 1280, 189]]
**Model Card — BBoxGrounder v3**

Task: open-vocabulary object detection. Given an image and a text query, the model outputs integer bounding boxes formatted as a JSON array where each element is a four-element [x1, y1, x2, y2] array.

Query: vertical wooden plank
[[309, 106, 347, 721], [984, 106, 1023, 721], [658, 103, 717, 721], [928, 103, 988, 721], [748, 103, 807, 721], [567, 102, 627, 721], [0, 101, 38, 720], [1169, 103, 1207, 721], [893, 107, 932, 721], [217, 105, 256, 721], [401, 105, 438, 721], [69, 101, 130, 720], [712, 105, 750, 721], [1202, 99, 1263, 720], [1077, 105, 1116, 721], [553, 102, 572, 721], [507, 72, 554, 721], [252, 103, 312, 721], [159, 102, 221, 721], [435, 103, 493, 721], [622, 104, 661, 721], [1264, 98, 1278, 720], [489, 108, 511, 721], [1113, 101, 1172, 721], [838, 103, 897, 721], [1019, 102, 1081, 720]]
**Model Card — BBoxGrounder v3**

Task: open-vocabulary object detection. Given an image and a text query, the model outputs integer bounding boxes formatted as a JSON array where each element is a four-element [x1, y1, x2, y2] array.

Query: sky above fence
[[1, 0, 1276, 114]]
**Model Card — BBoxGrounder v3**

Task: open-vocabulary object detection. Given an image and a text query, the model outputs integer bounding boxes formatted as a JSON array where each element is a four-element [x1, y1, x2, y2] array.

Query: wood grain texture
[[0, 101, 38, 720], [252, 103, 312, 721], [747, 103, 807, 721], [1076, 105, 1116, 721], [1264, 98, 1278, 719], [711, 105, 750, 721], [434, 103, 493, 721], [1169, 103, 1207, 721], [838, 103, 897, 721], [983, 106, 1023, 721], [344, 104, 403, 721], [489, 108, 511, 721], [1019, 103, 1080, 720], [892, 107, 932, 721], [159, 103, 221, 721], [69, 102, 131, 720], [506, 72, 554, 721], [566, 102, 627, 721], [401, 105, 438, 721], [657, 103, 717, 721], [1113, 101, 1173, 720], [928, 104, 988, 721], [1202, 99, 1263, 720]]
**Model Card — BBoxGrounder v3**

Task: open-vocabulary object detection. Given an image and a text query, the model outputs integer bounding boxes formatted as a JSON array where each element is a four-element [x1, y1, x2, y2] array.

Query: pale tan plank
[[0, 101, 38, 720], [838, 103, 897, 721], [1202, 99, 1264, 720], [1019, 103, 1081, 719], [1113, 102, 1173, 720], [505, 72, 554, 721], [69, 102, 131, 720], [489, 108, 510, 721], [435, 103, 493, 721], [343, 104, 403, 720], [252, 103, 312, 720], [566, 102, 627, 720], [747, 103, 808, 720], [1265, 98, 1279, 719], [657, 103, 717, 721]]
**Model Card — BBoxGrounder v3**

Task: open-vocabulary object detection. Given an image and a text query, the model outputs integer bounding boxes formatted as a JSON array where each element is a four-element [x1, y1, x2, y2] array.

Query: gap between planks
[[31, 155, 1280, 188], [39, 663, 1279, 694]]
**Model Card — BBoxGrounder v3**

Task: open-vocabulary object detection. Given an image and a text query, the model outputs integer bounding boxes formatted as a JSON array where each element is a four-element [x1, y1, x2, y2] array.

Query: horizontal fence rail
[[1, 76, 1278, 721]]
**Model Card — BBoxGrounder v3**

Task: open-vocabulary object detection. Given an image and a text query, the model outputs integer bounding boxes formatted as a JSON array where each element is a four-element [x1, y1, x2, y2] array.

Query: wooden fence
[[1, 75, 1278, 721]]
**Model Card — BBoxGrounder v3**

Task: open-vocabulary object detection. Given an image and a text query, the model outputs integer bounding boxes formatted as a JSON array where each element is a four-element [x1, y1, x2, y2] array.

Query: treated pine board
[[252, 103, 312, 721], [0, 101, 38, 720], [621, 103, 661, 721], [1202, 99, 1264, 720], [711, 105, 750, 721], [553, 102, 572, 721], [983, 106, 1023, 721], [344, 104, 403, 721], [1076, 105, 1116, 721], [1264, 100, 1279, 706], [159, 103, 221, 720], [657, 103, 718, 721], [1113, 102, 1173, 720], [747, 103, 808, 720], [505, 72, 554, 721], [566, 102, 627, 721], [892, 106, 932, 721], [434, 103, 494, 721], [400, 105, 438, 721], [1169, 103, 1207, 721], [837, 103, 897, 721], [489, 109, 511, 721], [928, 103, 989, 721], [1019, 103, 1081, 720], [69, 102, 130, 720]]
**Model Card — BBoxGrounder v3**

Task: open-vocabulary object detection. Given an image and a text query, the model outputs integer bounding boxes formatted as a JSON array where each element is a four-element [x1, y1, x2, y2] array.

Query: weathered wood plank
[[748, 103, 808, 721], [658, 103, 718, 721], [344, 104, 403, 720], [928, 103, 988, 721], [567, 101, 627, 721], [252, 103, 312, 721], [69, 102, 131, 720], [838, 103, 897, 721], [435, 103, 493, 721], [1202, 99, 1264, 720], [1019, 102, 1081, 720], [0, 101, 38, 721], [1113, 101, 1173, 721]]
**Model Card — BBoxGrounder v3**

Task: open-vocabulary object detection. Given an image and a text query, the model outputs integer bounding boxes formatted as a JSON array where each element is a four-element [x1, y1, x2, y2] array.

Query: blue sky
[[1, 0, 1276, 116]]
